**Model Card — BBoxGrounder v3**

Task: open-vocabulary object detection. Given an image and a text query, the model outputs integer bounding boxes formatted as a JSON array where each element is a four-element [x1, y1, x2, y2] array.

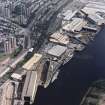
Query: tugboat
[[80, 80, 105, 105]]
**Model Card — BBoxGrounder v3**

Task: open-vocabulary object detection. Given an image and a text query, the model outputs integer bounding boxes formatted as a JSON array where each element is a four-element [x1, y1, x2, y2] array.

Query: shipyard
[[0, 0, 105, 105]]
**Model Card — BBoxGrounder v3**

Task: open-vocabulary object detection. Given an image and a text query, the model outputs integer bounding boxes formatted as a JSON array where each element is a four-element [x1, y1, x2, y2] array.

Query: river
[[33, 26, 105, 105]]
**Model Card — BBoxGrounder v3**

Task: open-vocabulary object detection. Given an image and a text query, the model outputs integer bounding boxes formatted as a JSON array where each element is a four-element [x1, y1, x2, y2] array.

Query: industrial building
[[47, 45, 67, 58], [62, 10, 78, 21], [22, 53, 42, 71], [87, 14, 105, 25], [11, 68, 26, 81], [80, 0, 105, 21], [82, 26, 97, 32], [62, 18, 87, 33], [73, 34, 89, 45], [22, 71, 37, 104], [81, 1, 105, 15], [49, 32, 69, 45]]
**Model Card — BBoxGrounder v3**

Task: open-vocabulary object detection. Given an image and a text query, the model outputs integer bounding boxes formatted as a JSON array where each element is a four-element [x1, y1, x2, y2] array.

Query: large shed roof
[[22, 53, 42, 70], [49, 32, 69, 45], [47, 45, 67, 57]]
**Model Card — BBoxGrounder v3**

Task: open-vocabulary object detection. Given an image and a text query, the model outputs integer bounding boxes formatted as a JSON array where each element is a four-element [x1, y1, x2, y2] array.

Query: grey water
[[33, 26, 105, 105]]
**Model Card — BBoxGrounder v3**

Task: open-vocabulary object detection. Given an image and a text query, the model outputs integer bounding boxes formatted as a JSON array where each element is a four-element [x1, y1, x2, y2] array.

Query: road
[[0, 50, 28, 78]]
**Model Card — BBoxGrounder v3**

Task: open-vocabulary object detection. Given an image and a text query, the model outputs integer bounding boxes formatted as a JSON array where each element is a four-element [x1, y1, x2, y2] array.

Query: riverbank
[[33, 26, 105, 105]]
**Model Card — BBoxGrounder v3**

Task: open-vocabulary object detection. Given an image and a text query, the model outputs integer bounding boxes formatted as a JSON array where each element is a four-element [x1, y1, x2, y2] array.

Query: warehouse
[[62, 18, 87, 33], [47, 45, 67, 57], [11, 68, 26, 81], [22, 71, 37, 104], [62, 10, 78, 21], [83, 26, 97, 32], [49, 32, 69, 45], [22, 53, 42, 71], [81, 2, 105, 15], [88, 14, 105, 25]]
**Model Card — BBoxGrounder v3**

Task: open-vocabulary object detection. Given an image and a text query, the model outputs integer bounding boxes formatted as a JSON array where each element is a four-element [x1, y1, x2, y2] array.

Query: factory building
[[22, 71, 37, 104], [49, 32, 69, 45], [62, 10, 78, 21], [87, 14, 105, 25], [81, 2, 105, 14], [11, 68, 26, 81], [82, 26, 97, 32], [22, 53, 42, 71], [62, 18, 87, 33], [47, 45, 67, 58]]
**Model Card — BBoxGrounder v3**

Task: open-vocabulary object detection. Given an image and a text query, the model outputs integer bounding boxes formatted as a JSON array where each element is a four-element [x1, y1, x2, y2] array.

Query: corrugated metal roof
[[11, 73, 22, 80], [74, 34, 82, 38], [22, 71, 31, 100], [49, 32, 69, 45], [47, 45, 67, 57], [22, 71, 37, 102], [81, 2, 105, 14], [63, 10, 78, 21], [22, 53, 42, 70], [88, 13, 105, 25], [88, 14, 104, 22], [26, 71, 37, 99], [62, 18, 87, 32]]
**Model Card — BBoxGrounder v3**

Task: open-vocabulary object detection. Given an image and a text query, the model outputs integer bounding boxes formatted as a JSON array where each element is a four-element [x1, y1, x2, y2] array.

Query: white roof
[[81, 1, 105, 14], [88, 1, 105, 6], [86, 2, 105, 10], [81, 7, 96, 14], [63, 18, 87, 32], [88, 14, 104, 21], [74, 34, 82, 38], [83, 25, 97, 30], [11, 73, 22, 80], [22, 71, 37, 101], [26, 71, 37, 98], [63, 10, 78, 21], [88, 14, 105, 25], [47, 45, 67, 57], [63, 10, 73, 21], [29, 48, 34, 52]]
